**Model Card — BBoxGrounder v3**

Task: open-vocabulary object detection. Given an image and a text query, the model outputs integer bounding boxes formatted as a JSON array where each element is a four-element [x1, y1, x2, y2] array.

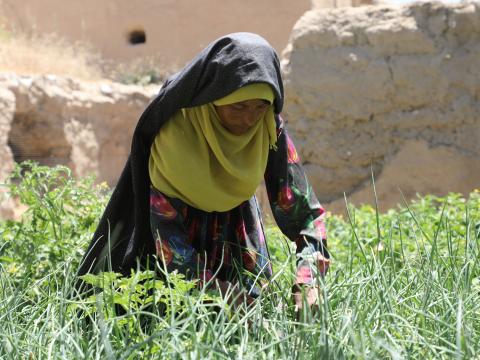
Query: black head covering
[[77, 32, 284, 277]]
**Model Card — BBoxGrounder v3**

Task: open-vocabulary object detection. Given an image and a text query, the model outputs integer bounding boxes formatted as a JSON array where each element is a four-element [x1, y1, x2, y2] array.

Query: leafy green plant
[[0, 163, 479, 359], [76, 269, 220, 319], [0, 161, 109, 286]]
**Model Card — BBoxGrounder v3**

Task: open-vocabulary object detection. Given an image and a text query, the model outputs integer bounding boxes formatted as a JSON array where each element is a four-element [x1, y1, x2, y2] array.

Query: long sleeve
[[265, 115, 329, 286], [150, 188, 214, 287]]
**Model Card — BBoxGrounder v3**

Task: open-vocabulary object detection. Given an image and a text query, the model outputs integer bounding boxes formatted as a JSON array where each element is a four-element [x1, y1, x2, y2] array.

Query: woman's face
[[215, 99, 271, 135]]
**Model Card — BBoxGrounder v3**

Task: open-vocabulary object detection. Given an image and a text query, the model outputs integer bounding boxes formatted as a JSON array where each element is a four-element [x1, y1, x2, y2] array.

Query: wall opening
[[127, 28, 146, 45]]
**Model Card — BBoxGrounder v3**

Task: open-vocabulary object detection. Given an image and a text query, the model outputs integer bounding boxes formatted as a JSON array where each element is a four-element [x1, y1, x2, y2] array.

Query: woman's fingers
[[292, 285, 321, 312], [315, 253, 331, 276]]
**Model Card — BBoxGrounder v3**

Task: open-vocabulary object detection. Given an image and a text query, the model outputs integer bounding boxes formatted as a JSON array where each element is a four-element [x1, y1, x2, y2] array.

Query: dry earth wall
[[1, 2, 479, 217], [0, 0, 372, 70], [0, 74, 157, 183], [282, 1, 480, 212], [0, 0, 310, 69], [0, 73, 157, 217]]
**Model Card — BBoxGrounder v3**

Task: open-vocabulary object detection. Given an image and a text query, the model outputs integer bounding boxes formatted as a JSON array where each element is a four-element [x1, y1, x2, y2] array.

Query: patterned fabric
[[149, 115, 329, 296]]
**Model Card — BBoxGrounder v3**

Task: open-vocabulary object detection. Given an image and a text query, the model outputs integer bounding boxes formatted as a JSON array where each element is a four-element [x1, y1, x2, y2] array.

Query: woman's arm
[[264, 115, 330, 289]]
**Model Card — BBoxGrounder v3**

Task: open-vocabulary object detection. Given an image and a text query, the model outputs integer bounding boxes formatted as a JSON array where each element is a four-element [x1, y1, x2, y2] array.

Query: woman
[[77, 32, 330, 310]]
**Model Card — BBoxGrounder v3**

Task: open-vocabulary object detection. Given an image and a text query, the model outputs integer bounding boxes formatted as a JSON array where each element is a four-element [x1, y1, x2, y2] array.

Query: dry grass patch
[[0, 28, 175, 85], [0, 29, 103, 81]]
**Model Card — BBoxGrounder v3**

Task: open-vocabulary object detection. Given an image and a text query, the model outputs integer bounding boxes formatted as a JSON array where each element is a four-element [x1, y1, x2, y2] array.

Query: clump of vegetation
[[104, 56, 176, 86], [0, 162, 479, 359], [1, 162, 108, 284]]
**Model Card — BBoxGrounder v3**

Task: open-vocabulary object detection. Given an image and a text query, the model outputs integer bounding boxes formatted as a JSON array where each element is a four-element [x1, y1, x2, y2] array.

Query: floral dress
[[149, 116, 328, 297]]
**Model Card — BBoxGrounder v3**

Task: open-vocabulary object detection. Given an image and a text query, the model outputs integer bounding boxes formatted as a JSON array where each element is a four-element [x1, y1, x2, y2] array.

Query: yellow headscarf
[[149, 83, 277, 212]]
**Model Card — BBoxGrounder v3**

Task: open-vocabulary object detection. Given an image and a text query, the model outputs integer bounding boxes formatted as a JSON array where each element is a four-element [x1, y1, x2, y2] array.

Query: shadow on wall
[[8, 112, 72, 168]]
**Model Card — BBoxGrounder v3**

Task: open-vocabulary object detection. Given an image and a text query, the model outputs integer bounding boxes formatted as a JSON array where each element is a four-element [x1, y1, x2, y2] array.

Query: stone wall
[[0, 73, 157, 184], [0, 73, 160, 217], [282, 1, 480, 211]]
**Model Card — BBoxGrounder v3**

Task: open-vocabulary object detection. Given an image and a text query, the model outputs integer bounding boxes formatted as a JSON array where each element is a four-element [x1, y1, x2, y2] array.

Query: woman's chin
[[229, 127, 250, 135]]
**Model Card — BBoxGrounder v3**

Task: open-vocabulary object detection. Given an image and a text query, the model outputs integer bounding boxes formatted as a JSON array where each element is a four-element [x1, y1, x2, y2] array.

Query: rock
[[0, 87, 15, 181], [0, 73, 159, 219], [0, 73, 158, 189], [282, 1, 480, 209], [0, 87, 16, 219]]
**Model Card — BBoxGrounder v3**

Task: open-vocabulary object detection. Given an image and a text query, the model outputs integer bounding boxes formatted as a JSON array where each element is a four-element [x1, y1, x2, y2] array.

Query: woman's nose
[[243, 112, 258, 127]]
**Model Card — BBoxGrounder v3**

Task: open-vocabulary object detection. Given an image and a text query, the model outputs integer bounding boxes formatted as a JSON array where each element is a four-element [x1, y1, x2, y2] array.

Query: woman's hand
[[292, 285, 321, 312], [292, 252, 330, 312], [314, 252, 330, 277]]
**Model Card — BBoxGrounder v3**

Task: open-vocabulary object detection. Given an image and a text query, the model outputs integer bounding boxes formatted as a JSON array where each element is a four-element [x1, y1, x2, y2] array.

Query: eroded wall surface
[[0, 74, 157, 185], [282, 1, 480, 211]]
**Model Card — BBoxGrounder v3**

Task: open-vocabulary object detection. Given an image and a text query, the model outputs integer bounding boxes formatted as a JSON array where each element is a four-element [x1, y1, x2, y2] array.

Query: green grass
[[0, 162, 479, 359]]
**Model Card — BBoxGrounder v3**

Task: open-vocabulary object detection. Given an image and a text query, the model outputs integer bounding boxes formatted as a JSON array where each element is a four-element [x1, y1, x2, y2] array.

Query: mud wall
[[0, 74, 156, 185], [282, 1, 480, 211], [0, 0, 310, 69]]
